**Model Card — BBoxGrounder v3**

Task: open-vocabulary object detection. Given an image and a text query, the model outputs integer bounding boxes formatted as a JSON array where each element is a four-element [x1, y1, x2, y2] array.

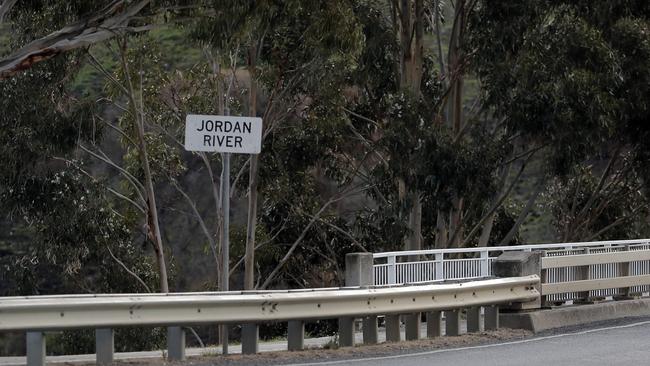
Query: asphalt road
[[285, 319, 650, 366]]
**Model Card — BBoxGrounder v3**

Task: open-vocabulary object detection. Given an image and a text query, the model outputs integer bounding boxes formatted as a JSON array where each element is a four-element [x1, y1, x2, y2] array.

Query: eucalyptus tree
[[0, 2, 165, 354], [343, 0, 514, 253], [189, 0, 364, 290], [472, 0, 650, 241]]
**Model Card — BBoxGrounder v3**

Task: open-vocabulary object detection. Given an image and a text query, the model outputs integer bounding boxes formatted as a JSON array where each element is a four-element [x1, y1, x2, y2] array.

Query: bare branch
[[586, 203, 649, 241], [230, 156, 250, 198], [52, 156, 146, 213], [573, 145, 623, 225], [86, 50, 130, 96], [171, 179, 218, 265], [107, 246, 151, 293], [0, 0, 17, 25], [497, 177, 546, 246], [461, 150, 536, 247], [259, 186, 369, 289], [229, 219, 288, 276], [300, 210, 368, 253], [95, 114, 138, 149], [78, 143, 147, 205], [0, 0, 154, 79]]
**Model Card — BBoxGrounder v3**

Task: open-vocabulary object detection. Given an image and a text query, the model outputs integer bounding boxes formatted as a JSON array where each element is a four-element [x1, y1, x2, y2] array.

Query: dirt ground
[[111, 328, 532, 366]]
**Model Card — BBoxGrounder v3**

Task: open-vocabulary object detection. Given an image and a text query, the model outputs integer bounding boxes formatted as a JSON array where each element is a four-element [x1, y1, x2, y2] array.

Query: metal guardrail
[[0, 276, 539, 331], [372, 239, 650, 286], [0, 274, 539, 365]]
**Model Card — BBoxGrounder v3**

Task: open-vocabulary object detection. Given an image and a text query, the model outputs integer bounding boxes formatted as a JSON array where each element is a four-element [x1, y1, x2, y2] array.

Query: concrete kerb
[[500, 298, 650, 333]]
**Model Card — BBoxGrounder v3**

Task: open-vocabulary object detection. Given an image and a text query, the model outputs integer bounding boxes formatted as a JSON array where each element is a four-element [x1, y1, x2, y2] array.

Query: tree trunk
[[477, 151, 515, 247], [444, 1, 466, 248], [244, 43, 258, 290], [498, 178, 545, 246], [477, 212, 496, 247], [139, 118, 169, 293], [448, 196, 464, 247], [209, 49, 225, 290], [120, 40, 169, 293], [407, 193, 422, 251], [435, 210, 448, 248], [395, 0, 425, 251]]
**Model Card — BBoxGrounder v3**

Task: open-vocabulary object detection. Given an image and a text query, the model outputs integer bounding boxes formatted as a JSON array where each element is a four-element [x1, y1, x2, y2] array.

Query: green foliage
[[2, 168, 157, 294], [0, 60, 97, 182], [8, 1, 109, 45], [489, 201, 523, 246], [472, 0, 650, 176], [1, 167, 163, 354], [48, 327, 165, 355]]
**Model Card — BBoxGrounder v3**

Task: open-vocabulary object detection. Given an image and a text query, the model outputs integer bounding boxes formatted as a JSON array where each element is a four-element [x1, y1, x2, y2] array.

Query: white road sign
[[184, 114, 262, 154]]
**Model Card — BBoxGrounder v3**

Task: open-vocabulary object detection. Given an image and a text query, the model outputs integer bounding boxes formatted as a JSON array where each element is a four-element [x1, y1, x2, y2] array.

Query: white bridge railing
[[373, 238, 650, 304]]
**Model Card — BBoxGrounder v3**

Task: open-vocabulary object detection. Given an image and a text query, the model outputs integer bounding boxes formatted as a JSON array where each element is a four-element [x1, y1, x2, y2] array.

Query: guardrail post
[[484, 305, 499, 330], [241, 323, 259, 354], [343, 252, 374, 346], [26, 331, 45, 366], [167, 326, 185, 361], [426, 311, 441, 338], [405, 313, 420, 340], [95, 328, 114, 365], [385, 315, 401, 342], [338, 317, 355, 347], [575, 247, 591, 303], [445, 310, 461, 336], [467, 307, 482, 333], [362, 316, 378, 344], [287, 320, 305, 351]]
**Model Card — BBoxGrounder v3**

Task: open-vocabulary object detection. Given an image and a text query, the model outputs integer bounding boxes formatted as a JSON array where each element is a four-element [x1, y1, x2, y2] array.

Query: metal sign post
[[220, 150, 230, 355], [184, 112, 262, 355]]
